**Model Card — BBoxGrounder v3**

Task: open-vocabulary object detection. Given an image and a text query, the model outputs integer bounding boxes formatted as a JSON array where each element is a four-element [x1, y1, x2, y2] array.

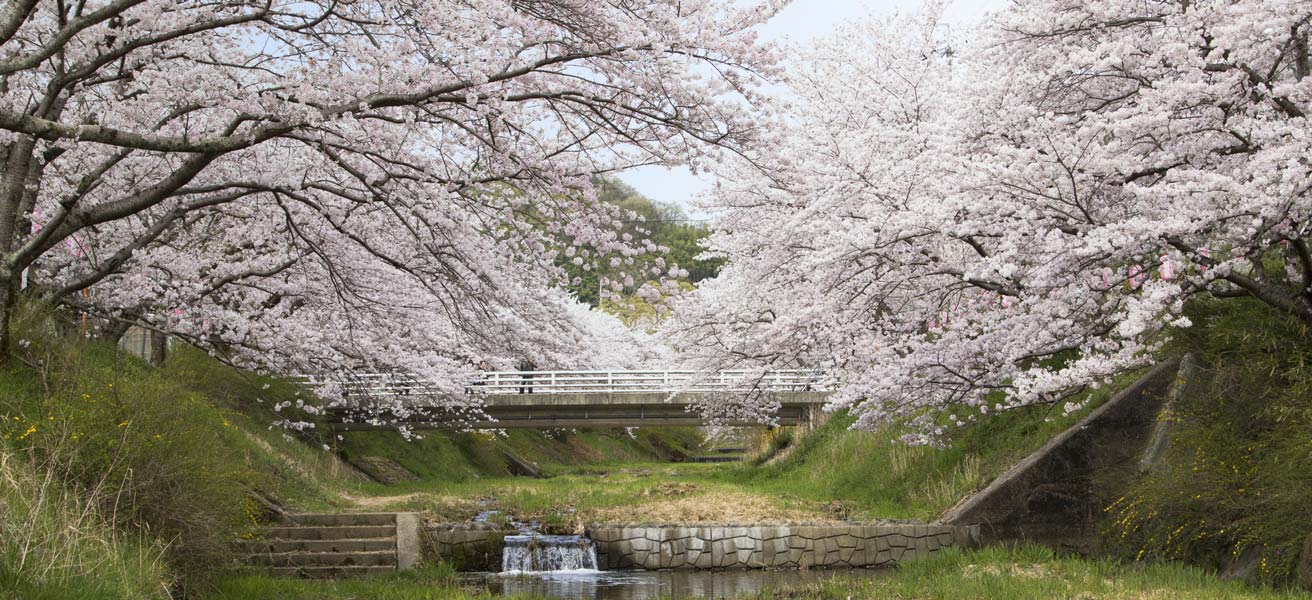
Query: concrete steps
[[262, 525, 396, 540], [692, 447, 747, 463], [285, 512, 398, 526], [245, 538, 397, 553], [249, 550, 398, 567], [269, 565, 397, 578], [691, 455, 743, 463], [242, 512, 404, 578]]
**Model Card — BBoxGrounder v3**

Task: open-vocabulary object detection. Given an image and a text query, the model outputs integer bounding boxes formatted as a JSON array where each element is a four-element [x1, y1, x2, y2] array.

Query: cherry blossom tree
[[668, 0, 1311, 442], [0, 1, 779, 417]]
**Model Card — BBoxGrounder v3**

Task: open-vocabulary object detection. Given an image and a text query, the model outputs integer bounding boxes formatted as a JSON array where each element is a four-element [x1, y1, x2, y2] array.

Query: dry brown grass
[[962, 562, 1054, 579], [588, 489, 843, 525], [340, 491, 473, 511]]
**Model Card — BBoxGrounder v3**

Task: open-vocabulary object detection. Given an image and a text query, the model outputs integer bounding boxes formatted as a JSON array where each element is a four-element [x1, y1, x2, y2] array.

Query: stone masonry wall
[[424, 522, 516, 571], [587, 524, 974, 570]]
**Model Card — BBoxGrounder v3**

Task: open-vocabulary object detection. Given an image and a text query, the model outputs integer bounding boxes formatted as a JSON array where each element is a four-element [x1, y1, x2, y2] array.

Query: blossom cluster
[[668, 0, 1311, 440], [0, 1, 779, 424]]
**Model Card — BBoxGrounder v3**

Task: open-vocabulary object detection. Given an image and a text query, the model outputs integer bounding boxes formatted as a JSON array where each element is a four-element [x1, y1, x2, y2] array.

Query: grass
[[0, 303, 367, 592], [333, 461, 839, 530], [702, 377, 1139, 522], [0, 448, 171, 600], [752, 545, 1312, 599], [204, 564, 517, 600], [1106, 298, 1312, 584], [333, 426, 701, 489]]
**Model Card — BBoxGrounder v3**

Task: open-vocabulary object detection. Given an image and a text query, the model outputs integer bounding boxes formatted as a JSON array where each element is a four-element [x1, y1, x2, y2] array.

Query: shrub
[[1108, 298, 1312, 585]]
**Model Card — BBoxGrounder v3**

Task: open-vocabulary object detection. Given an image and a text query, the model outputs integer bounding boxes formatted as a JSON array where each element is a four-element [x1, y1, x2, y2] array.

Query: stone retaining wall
[[587, 524, 974, 570], [424, 522, 516, 571]]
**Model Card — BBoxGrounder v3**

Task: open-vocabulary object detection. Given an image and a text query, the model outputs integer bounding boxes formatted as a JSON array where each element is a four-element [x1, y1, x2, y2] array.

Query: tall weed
[[1, 303, 266, 585], [0, 449, 171, 599]]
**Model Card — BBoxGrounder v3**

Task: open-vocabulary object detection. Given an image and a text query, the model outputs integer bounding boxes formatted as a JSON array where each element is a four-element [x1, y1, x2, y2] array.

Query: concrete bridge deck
[[328, 391, 829, 431], [304, 370, 831, 431]]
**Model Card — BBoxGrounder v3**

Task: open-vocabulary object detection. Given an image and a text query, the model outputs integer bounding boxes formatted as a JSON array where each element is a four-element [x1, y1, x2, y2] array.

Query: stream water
[[501, 534, 599, 573], [463, 567, 889, 599], [460, 515, 888, 599]]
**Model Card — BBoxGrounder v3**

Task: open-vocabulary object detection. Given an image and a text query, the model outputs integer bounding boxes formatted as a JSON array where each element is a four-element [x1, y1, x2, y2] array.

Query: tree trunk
[[0, 275, 14, 363], [147, 329, 167, 366]]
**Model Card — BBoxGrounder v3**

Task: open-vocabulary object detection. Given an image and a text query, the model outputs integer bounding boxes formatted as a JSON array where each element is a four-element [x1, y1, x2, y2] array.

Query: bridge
[[304, 370, 831, 431]]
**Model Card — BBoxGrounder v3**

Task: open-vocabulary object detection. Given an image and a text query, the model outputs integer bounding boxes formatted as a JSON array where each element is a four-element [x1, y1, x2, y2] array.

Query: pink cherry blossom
[[668, 0, 1311, 440], [0, 0, 781, 428]]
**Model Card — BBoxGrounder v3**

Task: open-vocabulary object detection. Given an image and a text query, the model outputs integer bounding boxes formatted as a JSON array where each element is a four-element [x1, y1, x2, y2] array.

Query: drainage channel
[[459, 512, 889, 599]]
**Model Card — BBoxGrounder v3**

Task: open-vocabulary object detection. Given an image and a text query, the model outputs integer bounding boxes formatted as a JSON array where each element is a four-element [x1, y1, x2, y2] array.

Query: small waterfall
[[501, 534, 599, 573]]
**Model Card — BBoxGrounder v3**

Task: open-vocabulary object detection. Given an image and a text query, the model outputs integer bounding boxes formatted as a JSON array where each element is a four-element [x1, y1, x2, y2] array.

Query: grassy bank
[[761, 545, 1311, 600], [333, 426, 701, 488], [1106, 298, 1312, 585], [338, 461, 841, 529], [206, 564, 503, 600], [702, 373, 1139, 522], [0, 304, 365, 593]]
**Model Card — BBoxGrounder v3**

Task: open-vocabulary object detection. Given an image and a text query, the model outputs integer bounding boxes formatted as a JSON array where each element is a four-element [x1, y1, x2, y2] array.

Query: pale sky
[[617, 0, 1010, 219]]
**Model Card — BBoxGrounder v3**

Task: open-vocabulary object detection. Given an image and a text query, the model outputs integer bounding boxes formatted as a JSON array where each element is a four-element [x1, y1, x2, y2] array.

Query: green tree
[[559, 178, 723, 307]]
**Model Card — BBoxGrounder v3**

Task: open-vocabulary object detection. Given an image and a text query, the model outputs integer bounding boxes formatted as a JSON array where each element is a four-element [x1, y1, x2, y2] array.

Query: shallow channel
[[461, 568, 890, 599]]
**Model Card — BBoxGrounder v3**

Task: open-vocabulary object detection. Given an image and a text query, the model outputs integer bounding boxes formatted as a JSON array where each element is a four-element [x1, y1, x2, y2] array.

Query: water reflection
[[462, 568, 888, 599]]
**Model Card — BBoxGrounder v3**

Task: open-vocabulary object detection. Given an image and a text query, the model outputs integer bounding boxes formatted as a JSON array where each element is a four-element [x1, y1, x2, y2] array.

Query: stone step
[[268, 565, 396, 579], [247, 550, 397, 567], [285, 513, 397, 527], [263, 525, 396, 541], [240, 538, 397, 553], [691, 455, 742, 463]]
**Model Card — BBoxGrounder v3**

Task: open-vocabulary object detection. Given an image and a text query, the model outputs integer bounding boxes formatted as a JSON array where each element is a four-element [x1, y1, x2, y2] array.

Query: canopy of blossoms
[[668, 0, 1311, 442]]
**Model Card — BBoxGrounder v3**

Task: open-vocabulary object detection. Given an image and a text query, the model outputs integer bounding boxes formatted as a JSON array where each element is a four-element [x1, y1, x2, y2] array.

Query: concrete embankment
[[937, 356, 1195, 553]]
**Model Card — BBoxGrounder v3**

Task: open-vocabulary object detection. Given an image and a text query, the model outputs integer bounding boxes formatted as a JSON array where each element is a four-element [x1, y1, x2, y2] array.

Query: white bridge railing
[[299, 369, 826, 398]]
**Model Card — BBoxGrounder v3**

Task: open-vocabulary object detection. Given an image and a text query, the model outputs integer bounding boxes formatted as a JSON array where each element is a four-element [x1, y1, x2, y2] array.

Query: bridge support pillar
[[801, 404, 828, 432]]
